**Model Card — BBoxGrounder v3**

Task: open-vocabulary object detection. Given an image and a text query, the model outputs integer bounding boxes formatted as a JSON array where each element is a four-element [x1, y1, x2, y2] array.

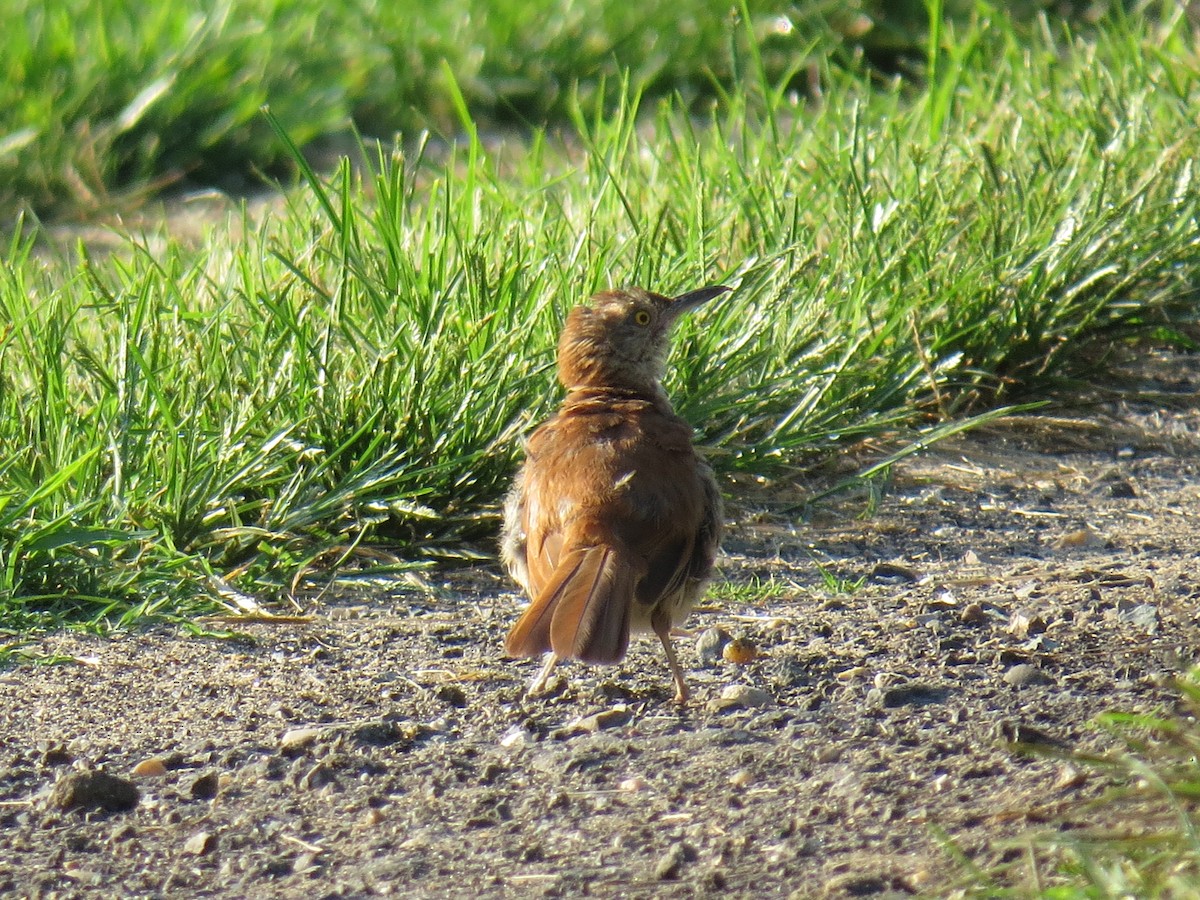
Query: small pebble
[[280, 727, 323, 752], [132, 757, 168, 778], [618, 776, 649, 792], [1108, 479, 1137, 499], [696, 628, 732, 667], [815, 745, 842, 764], [723, 638, 758, 665], [729, 769, 753, 788], [183, 831, 215, 856], [292, 852, 321, 874], [567, 705, 632, 734], [960, 603, 987, 625], [189, 772, 220, 801], [361, 808, 385, 826], [654, 842, 696, 880], [1052, 527, 1101, 550], [498, 725, 528, 749], [59, 866, 103, 886], [1021, 634, 1059, 653], [1003, 664, 1052, 687], [41, 745, 72, 767], [1115, 602, 1159, 634], [49, 771, 139, 813], [1007, 608, 1048, 638], [870, 562, 920, 583], [929, 586, 957, 607], [719, 684, 774, 709]]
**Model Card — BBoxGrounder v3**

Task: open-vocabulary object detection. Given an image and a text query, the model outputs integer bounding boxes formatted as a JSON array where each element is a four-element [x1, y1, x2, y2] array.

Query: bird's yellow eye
[[633, 310, 651, 326]]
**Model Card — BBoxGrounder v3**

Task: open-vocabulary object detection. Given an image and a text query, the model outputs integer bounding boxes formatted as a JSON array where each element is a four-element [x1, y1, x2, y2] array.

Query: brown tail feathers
[[505, 544, 637, 664]]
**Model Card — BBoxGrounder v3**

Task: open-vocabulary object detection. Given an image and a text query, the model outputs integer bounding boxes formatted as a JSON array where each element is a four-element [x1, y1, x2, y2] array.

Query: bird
[[501, 284, 729, 704]]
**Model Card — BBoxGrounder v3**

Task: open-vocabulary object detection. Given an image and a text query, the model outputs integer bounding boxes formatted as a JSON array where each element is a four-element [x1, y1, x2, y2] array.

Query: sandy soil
[[3, 351, 1199, 899]]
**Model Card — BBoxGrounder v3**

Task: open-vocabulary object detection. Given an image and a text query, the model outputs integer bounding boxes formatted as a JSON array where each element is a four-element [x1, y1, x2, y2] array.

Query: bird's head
[[557, 285, 730, 392]]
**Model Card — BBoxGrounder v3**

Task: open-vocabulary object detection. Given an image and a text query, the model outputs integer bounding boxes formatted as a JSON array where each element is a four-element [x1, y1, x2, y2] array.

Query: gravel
[[4, 350, 1200, 897]]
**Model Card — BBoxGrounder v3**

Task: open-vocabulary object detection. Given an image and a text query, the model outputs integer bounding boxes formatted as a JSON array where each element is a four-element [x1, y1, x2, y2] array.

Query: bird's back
[[502, 390, 721, 662]]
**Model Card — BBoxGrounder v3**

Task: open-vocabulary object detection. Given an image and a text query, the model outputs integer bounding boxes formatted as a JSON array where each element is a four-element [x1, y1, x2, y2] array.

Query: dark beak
[[665, 285, 731, 324]]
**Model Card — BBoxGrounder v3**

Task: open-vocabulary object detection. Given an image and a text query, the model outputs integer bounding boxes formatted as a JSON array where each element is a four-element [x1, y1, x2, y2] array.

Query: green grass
[[962, 668, 1200, 897], [0, 0, 885, 217], [0, 0, 1136, 218], [707, 575, 806, 606], [2, 6, 1197, 648]]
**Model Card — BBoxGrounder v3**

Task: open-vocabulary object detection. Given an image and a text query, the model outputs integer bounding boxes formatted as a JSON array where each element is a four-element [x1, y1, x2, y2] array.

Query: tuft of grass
[[1, 0, 1132, 218], [0, 0, 848, 217], [812, 561, 868, 595], [963, 668, 1200, 896], [1, 9, 1198, 638], [707, 575, 803, 606], [1, 0, 359, 214]]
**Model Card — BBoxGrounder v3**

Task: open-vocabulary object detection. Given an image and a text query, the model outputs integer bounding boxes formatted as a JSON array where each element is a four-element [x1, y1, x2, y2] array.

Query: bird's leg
[[527, 652, 560, 696], [654, 626, 689, 705]]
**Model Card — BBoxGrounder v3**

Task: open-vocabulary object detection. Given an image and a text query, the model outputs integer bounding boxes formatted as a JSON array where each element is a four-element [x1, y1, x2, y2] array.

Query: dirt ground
[[3, 350, 1199, 899]]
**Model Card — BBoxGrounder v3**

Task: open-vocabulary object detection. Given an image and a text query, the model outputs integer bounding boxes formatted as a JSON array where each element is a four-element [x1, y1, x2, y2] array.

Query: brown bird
[[501, 284, 728, 703]]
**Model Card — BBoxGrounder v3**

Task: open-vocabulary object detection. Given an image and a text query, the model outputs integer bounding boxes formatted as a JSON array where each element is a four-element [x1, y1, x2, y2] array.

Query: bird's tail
[[504, 544, 636, 664]]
